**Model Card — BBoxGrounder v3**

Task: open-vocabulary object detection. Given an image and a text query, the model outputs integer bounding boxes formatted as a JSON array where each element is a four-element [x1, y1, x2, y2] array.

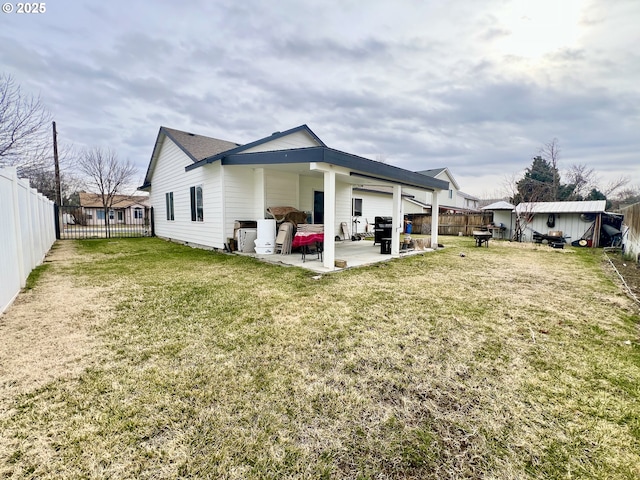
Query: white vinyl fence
[[1, 166, 56, 314]]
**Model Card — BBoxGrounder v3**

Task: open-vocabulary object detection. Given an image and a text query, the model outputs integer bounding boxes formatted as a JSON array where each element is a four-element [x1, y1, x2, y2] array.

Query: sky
[[1, 0, 638, 198]]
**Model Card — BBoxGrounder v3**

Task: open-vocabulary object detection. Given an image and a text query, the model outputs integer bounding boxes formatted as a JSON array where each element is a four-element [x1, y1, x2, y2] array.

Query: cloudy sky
[[1, 0, 638, 197]]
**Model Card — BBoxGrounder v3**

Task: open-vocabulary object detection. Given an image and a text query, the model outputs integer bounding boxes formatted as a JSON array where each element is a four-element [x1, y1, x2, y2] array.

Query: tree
[[76, 147, 137, 237], [514, 156, 560, 203], [541, 138, 561, 201], [564, 164, 597, 200], [0, 74, 51, 170]]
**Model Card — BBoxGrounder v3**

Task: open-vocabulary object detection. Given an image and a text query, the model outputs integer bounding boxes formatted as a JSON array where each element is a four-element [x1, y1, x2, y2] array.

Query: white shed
[[514, 201, 623, 247], [481, 201, 515, 240]]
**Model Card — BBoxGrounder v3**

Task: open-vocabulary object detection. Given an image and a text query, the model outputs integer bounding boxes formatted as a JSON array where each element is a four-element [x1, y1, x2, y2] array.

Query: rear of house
[[140, 125, 448, 270]]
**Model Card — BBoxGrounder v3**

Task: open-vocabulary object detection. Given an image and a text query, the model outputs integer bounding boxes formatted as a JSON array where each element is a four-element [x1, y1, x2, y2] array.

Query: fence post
[[10, 168, 26, 288], [54, 204, 61, 239]]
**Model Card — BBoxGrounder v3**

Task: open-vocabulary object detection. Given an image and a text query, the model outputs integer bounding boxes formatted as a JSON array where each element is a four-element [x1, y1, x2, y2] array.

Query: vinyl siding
[[149, 137, 224, 248], [299, 176, 322, 213], [358, 190, 394, 220], [241, 130, 321, 154], [265, 170, 299, 209], [223, 165, 258, 239]]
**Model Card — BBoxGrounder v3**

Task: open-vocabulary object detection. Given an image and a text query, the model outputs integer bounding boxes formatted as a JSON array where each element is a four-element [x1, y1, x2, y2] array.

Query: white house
[[350, 167, 477, 231], [414, 168, 480, 212], [139, 125, 448, 270]]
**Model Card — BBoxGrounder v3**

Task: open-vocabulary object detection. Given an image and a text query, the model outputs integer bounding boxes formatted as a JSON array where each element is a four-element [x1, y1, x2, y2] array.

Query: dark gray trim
[[186, 124, 326, 171], [222, 147, 325, 165], [211, 146, 448, 191]]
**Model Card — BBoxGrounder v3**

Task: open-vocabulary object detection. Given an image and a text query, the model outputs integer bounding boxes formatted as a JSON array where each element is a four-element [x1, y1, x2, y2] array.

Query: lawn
[[1, 236, 639, 479]]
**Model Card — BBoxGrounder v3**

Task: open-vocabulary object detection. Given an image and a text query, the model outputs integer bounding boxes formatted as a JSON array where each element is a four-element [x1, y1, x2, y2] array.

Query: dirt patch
[[605, 251, 640, 304], [0, 242, 110, 416]]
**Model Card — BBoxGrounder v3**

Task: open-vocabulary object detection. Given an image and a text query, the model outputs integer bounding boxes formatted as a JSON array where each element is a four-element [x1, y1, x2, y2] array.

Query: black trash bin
[[380, 237, 392, 254]]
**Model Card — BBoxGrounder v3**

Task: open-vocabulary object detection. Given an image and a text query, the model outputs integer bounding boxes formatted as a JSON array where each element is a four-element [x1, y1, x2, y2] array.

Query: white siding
[[518, 212, 595, 243], [149, 138, 225, 248], [265, 170, 299, 210], [242, 130, 321, 153], [357, 190, 393, 221], [299, 175, 322, 214], [223, 165, 256, 240]]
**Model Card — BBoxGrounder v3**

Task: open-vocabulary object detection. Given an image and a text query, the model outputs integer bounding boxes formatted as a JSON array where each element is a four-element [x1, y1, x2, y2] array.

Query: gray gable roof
[[140, 126, 240, 189], [162, 127, 239, 162], [416, 168, 446, 177]]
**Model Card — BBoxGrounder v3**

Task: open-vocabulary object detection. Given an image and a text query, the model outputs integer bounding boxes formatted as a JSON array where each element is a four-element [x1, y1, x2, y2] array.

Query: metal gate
[[55, 205, 154, 239]]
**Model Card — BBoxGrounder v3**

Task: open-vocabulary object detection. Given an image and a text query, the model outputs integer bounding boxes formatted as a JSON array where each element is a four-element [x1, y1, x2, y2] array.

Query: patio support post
[[323, 169, 336, 270], [391, 184, 402, 257], [431, 192, 439, 248], [254, 168, 265, 218]]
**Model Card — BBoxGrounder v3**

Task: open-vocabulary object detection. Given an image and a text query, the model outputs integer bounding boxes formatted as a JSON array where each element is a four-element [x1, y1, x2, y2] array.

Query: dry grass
[[0, 237, 638, 479]]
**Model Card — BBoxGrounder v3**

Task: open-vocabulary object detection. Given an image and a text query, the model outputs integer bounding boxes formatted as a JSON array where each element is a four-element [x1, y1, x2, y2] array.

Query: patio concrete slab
[[242, 239, 435, 273]]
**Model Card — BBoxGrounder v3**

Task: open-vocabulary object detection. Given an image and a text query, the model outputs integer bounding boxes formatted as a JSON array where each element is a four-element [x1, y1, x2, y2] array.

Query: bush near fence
[[0, 167, 56, 314]]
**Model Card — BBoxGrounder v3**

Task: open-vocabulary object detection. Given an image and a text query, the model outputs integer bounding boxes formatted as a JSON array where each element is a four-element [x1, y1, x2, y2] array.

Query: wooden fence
[[0, 166, 56, 314], [407, 213, 493, 236]]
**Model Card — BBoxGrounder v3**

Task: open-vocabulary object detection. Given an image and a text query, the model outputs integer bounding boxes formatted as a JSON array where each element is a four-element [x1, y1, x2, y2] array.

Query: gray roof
[[417, 168, 446, 177], [515, 200, 606, 214], [482, 200, 515, 211], [162, 127, 239, 162]]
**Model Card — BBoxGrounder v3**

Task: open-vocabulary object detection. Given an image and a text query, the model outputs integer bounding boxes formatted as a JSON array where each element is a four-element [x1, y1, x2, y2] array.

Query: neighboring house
[[621, 202, 640, 261], [414, 168, 480, 213], [79, 192, 150, 226], [139, 124, 448, 270], [513, 200, 623, 247], [352, 167, 478, 224]]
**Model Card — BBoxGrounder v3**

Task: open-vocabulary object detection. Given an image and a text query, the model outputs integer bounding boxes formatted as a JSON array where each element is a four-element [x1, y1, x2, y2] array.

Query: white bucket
[[257, 219, 276, 242]]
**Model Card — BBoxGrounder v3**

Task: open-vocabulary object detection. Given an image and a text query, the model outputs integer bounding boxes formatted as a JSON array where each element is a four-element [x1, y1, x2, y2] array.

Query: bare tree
[[76, 147, 137, 237], [0, 74, 51, 170], [501, 172, 521, 203], [564, 164, 597, 200], [603, 175, 630, 198], [540, 138, 561, 201]]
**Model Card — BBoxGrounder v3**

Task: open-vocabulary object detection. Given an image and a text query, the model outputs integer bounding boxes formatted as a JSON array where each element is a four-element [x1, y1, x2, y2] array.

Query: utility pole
[[53, 121, 62, 206]]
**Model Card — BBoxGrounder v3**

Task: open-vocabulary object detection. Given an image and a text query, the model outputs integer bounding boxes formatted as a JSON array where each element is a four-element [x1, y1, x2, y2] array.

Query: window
[[134, 207, 143, 219], [165, 192, 174, 221], [97, 210, 105, 220], [190, 185, 203, 222], [448, 189, 453, 199], [352, 198, 363, 217], [109, 209, 115, 220]]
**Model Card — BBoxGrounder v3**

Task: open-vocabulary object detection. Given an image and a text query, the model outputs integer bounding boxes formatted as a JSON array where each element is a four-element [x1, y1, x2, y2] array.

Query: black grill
[[374, 216, 392, 245]]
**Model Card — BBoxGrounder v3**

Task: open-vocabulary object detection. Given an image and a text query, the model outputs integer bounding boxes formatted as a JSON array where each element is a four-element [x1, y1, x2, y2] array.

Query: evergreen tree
[[514, 156, 561, 203]]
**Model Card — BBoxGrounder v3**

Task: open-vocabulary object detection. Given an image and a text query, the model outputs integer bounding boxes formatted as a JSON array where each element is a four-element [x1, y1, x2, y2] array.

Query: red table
[[292, 232, 324, 262]]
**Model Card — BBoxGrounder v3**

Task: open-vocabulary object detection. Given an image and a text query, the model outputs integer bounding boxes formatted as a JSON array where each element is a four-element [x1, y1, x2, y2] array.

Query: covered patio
[[246, 237, 436, 273]]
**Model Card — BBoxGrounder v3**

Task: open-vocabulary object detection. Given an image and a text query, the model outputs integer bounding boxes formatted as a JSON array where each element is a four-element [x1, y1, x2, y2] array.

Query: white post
[[431, 191, 439, 248], [254, 168, 265, 219], [323, 169, 336, 270], [391, 184, 402, 256]]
